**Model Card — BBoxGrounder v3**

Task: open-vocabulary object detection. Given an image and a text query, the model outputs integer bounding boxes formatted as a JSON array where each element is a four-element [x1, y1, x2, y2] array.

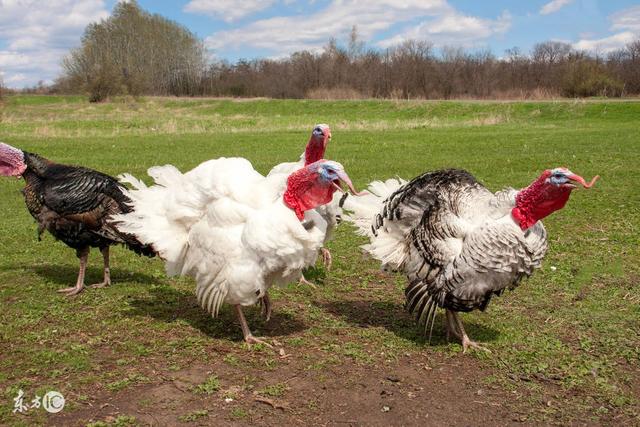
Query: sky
[[1, 0, 639, 88]]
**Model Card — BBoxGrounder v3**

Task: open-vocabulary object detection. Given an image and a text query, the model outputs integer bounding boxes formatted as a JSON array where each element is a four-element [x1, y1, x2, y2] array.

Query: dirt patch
[[51, 352, 524, 426]]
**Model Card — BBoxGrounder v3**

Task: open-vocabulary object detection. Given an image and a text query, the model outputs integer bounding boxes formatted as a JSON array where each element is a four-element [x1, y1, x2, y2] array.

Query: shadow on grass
[[319, 299, 500, 347], [0, 263, 162, 286], [302, 265, 327, 285], [126, 284, 307, 342]]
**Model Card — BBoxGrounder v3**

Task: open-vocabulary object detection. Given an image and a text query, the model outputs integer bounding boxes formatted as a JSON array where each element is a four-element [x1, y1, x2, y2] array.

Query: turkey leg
[[90, 246, 111, 289], [447, 309, 491, 354], [260, 292, 272, 321], [320, 247, 332, 270], [234, 305, 273, 348], [58, 247, 89, 296], [297, 274, 317, 289]]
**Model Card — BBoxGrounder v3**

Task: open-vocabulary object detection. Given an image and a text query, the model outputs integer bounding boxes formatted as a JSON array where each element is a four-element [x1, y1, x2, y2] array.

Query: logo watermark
[[42, 391, 65, 413], [13, 389, 65, 414]]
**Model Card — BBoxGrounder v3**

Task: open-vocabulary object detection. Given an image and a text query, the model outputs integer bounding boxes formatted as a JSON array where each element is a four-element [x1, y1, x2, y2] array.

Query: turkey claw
[[89, 281, 110, 289], [57, 286, 84, 296], [462, 337, 491, 354], [245, 335, 273, 348], [297, 275, 317, 289]]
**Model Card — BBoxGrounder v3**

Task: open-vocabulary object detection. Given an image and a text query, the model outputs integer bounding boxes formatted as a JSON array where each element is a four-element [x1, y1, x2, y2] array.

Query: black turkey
[[0, 142, 155, 296]]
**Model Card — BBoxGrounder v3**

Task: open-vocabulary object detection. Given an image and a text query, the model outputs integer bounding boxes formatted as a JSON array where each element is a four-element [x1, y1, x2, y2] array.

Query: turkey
[[267, 124, 339, 278], [342, 167, 598, 352], [0, 142, 155, 296], [113, 158, 362, 346]]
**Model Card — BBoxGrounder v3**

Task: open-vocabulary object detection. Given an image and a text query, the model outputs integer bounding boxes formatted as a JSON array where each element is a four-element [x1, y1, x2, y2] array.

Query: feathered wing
[[34, 163, 153, 255], [114, 157, 265, 273]]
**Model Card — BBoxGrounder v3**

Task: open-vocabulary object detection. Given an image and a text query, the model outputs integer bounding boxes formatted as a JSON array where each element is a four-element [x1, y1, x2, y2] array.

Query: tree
[[62, 0, 205, 101]]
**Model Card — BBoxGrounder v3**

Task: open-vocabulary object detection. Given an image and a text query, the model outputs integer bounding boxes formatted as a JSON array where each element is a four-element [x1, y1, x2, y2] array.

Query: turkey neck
[[512, 174, 571, 231], [23, 152, 53, 178], [283, 168, 335, 221], [304, 137, 326, 166]]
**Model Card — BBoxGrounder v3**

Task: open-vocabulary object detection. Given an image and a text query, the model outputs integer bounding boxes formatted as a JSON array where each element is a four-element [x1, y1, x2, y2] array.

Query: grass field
[[0, 95, 638, 426]]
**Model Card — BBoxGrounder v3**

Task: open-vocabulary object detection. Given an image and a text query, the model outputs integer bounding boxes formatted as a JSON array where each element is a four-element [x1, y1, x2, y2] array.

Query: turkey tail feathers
[[112, 167, 192, 274], [341, 178, 406, 238]]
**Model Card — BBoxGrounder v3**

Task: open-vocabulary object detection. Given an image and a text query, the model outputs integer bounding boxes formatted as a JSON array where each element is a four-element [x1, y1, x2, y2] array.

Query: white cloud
[[378, 10, 511, 48], [0, 0, 109, 88], [610, 5, 640, 32], [573, 31, 637, 53], [205, 0, 508, 56], [184, 0, 276, 22], [540, 0, 573, 16], [572, 5, 640, 53]]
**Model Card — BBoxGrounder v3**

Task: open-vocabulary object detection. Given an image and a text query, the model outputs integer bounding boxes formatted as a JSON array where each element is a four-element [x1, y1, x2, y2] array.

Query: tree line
[[7, 1, 640, 100]]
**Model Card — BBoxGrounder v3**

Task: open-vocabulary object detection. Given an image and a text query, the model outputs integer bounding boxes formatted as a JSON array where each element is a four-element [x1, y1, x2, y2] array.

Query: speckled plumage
[[344, 169, 549, 336]]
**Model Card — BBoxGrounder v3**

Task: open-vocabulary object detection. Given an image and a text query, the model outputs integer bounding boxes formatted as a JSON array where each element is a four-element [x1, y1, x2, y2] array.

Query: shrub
[[562, 61, 624, 97]]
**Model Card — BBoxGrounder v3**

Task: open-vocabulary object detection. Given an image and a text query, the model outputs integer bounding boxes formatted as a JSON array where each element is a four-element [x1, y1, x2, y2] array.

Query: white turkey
[[113, 158, 361, 346], [341, 167, 598, 352], [267, 124, 340, 278]]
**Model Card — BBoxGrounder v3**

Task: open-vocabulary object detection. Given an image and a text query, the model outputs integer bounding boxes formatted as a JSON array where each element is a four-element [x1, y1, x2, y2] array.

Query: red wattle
[[512, 171, 573, 230], [283, 168, 337, 221]]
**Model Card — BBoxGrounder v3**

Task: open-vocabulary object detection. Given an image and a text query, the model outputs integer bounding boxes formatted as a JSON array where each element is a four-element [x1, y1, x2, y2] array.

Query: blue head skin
[[309, 160, 363, 194], [545, 167, 597, 189], [316, 160, 343, 183], [312, 124, 331, 140]]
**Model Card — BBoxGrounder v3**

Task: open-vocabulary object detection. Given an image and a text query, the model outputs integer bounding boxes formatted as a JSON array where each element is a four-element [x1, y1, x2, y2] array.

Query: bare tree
[[61, 0, 205, 101], [54, 3, 639, 101]]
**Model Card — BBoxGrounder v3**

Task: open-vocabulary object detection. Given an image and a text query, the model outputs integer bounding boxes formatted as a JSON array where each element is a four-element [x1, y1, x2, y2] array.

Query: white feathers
[[114, 157, 326, 317], [341, 177, 407, 268]]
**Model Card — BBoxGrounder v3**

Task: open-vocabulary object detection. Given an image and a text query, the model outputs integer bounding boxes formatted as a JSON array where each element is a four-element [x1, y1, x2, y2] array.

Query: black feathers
[[20, 152, 155, 257]]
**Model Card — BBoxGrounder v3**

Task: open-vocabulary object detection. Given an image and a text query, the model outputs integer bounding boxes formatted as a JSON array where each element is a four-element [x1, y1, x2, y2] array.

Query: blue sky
[[1, 0, 639, 88]]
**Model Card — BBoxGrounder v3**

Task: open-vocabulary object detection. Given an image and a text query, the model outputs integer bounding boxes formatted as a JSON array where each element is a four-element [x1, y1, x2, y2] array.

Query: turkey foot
[[235, 305, 273, 348], [90, 247, 111, 289], [448, 310, 491, 354], [260, 293, 272, 321], [297, 274, 317, 289], [245, 335, 274, 348], [57, 284, 84, 296], [58, 248, 89, 296], [461, 335, 491, 354], [320, 247, 332, 270]]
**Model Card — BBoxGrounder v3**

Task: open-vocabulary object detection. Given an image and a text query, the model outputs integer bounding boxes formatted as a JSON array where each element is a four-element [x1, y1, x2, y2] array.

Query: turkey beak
[[335, 170, 366, 196], [568, 174, 599, 189]]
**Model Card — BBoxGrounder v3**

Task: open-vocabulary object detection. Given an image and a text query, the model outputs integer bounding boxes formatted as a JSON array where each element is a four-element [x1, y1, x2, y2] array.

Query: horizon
[[1, 0, 639, 89]]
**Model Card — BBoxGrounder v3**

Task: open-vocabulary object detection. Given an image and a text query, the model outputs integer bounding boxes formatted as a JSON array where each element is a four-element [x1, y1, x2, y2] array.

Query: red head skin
[[0, 143, 27, 177], [511, 168, 599, 230], [304, 124, 331, 166], [283, 160, 360, 221]]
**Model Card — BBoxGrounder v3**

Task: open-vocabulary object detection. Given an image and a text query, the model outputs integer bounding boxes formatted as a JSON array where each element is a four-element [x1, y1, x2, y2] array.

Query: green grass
[[0, 95, 638, 424], [193, 375, 221, 395], [177, 409, 208, 422]]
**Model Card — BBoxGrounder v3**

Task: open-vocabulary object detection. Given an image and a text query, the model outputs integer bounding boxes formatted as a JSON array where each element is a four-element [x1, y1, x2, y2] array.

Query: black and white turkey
[[342, 167, 598, 352]]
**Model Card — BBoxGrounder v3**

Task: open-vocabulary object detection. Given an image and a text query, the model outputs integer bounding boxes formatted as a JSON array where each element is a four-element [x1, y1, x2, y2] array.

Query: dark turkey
[[0, 142, 155, 295], [342, 168, 598, 352]]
